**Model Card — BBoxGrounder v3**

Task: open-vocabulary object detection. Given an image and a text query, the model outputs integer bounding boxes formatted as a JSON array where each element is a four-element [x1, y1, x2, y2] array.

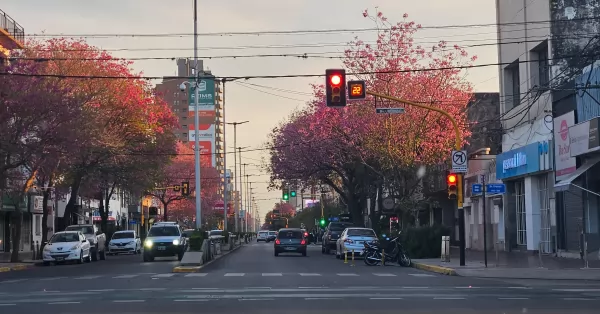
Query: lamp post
[[226, 121, 249, 232], [192, 0, 201, 229], [236, 147, 249, 232]]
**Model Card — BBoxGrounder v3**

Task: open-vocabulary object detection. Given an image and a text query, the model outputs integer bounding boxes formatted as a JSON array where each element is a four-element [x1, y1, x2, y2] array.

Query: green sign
[[189, 77, 215, 110]]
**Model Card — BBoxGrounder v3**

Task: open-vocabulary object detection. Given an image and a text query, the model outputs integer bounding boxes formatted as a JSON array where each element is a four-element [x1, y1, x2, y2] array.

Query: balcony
[[0, 9, 24, 50]]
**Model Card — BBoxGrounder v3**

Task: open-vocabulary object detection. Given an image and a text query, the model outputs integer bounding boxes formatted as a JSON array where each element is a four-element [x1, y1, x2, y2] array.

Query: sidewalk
[[0, 252, 41, 272], [413, 248, 600, 280]]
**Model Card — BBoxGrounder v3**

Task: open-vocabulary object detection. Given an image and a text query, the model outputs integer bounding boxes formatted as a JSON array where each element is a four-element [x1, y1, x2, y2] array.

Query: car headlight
[[144, 240, 153, 248], [70, 245, 79, 250], [44, 245, 51, 251], [173, 239, 180, 245], [127, 241, 134, 245]]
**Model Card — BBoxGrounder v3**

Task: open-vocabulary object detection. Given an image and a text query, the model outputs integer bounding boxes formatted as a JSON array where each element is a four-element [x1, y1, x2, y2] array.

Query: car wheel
[[91, 247, 98, 262], [77, 250, 84, 264]]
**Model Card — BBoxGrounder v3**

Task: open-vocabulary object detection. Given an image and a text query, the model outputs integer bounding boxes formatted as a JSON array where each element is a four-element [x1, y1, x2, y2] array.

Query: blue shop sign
[[496, 141, 550, 180]]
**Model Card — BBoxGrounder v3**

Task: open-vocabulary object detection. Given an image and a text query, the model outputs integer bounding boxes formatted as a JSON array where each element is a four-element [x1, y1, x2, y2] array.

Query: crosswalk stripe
[[152, 274, 175, 278], [299, 273, 321, 276], [224, 273, 245, 276], [408, 274, 435, 277], [262, 273, 282, 276], [336, 273, 359, 276], [113, 274, 139, 279], [185, 273, 208, 277], [74, 275, 102, 280], [40, 277, 67, 281], [373, 273, 397, 277], [0, 279, 28, 283]]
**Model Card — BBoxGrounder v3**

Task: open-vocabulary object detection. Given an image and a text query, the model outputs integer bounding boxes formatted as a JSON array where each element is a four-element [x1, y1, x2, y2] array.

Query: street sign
[[451, 150, 468, 173], [382, 197, 395, 210], [486, 184, 506, 194], [376, 108, 405, 114], [472, 184, 482, 194]]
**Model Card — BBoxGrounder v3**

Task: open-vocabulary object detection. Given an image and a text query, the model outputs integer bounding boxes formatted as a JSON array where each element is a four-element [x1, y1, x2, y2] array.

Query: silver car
[[336, 227, 378, 259]]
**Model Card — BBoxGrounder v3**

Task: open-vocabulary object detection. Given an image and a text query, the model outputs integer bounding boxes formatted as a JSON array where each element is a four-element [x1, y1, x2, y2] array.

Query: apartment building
[[155, 59, 225, 179]]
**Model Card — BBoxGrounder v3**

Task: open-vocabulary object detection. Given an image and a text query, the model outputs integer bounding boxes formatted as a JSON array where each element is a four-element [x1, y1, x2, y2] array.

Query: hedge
[[188, 229, 206, 251], [398, 225, 451, 259]]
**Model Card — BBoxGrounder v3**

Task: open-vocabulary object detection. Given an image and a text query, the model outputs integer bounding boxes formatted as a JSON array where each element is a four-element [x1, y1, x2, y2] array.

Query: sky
[[3, 0, 499, 224]]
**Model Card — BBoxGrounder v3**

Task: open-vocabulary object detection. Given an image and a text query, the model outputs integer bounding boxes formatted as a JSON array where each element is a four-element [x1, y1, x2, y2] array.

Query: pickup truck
[[65, 224, 107, 261]]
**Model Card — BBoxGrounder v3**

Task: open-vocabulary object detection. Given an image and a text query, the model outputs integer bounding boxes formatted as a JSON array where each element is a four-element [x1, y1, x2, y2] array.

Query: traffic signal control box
[[325, 69, 347, 107]]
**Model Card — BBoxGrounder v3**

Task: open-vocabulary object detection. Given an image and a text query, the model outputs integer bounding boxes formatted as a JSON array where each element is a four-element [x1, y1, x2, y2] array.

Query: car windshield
[[209, 231, 223, 236], [278, 230, 303, 239], [65, 226, 94, 234], [112, 232, 134, 239], [259, 232, 268, 236], [268, 231, 277, 236], [347, 229, 376, 237], [50, 233, 79, 243], [329, 223, 353, 231], [148, 226, 180, 237]]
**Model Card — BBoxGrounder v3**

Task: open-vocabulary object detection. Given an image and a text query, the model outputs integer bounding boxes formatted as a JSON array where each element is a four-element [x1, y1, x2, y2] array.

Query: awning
[[554, 155, 600, 192]]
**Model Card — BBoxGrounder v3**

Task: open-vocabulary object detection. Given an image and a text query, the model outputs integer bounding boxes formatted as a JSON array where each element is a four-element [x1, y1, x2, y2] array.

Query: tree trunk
[[99, 191, 108, 234], [10, 210, 23, 262], [41, 177, 53, 250], [62, 174, 83, 230], [163, 202, 168, 221]]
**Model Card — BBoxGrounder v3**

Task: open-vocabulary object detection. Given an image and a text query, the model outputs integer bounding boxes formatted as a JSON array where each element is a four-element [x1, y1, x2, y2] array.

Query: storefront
[[554, 116, 600, 255], [496, 140, 553, 252]]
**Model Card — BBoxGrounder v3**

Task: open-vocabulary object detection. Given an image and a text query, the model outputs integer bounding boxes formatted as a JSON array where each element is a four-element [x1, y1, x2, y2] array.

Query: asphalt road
[[0, 242, 599, 313]]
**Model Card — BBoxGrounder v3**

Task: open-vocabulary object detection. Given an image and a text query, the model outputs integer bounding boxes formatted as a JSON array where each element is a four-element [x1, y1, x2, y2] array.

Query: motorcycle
[[362, 235, 411, 267]]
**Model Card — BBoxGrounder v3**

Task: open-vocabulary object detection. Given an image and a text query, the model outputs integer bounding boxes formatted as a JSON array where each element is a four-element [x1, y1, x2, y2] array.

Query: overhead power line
[[3, 52, 600, 81], [24, 17, 599, 38]]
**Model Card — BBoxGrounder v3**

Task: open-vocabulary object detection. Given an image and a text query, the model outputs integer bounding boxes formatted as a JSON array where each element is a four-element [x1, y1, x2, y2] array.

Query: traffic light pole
[[365, 90, 466, 266]]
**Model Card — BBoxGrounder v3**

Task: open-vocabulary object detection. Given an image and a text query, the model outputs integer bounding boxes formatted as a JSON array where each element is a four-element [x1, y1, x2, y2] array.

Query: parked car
[[65, 224, 106, 261], [321, 222, 354, 254], [336, 227, 378, 259], [107, 230, 141, 255], [42, 231, 91, 265]]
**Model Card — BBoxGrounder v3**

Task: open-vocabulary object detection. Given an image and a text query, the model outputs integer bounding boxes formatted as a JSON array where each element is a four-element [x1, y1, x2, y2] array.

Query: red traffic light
[[330, 74, 342, 86], [447, 174, 457, 184]]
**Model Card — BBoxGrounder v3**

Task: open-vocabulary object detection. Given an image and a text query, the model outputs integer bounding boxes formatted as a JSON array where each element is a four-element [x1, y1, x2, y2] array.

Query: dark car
[[274, 228, 307, 257], [322, 222, 354, 254]]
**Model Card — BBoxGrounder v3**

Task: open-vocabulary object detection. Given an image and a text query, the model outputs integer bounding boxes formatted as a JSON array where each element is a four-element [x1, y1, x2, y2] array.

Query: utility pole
[[244, 171, 249, 232], [236, 147, 246, 232], [221, 78, 227, 232], [192, 0, 201, 229], [226, 122, 249, 232]]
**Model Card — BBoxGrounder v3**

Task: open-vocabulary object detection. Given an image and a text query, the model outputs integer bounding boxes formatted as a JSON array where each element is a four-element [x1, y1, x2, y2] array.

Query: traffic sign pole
[[482, 175, 488, 268]]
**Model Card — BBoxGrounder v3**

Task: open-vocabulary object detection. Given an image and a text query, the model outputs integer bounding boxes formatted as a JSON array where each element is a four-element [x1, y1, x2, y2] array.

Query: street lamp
[[226, 121, 249, 232]]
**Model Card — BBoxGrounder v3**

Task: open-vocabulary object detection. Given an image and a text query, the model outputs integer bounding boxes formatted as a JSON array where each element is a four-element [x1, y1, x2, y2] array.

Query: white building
[[495, 0, 554, 252]]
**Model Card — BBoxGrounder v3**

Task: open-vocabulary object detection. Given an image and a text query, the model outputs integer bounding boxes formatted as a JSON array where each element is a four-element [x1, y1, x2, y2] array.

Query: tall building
[[155, 59, 225, 181]]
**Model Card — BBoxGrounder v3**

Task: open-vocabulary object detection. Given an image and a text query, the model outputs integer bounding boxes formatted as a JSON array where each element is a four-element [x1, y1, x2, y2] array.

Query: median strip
[[411, 262, 457, 276]]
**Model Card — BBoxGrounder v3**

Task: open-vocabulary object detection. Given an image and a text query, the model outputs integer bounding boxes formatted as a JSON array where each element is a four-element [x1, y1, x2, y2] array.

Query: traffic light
[[290, 190, 297, 197], [181, 181, 190, 196], [319, 218, 326, 226], [282, 187, 289, 201], [447, 174, 458, 200], [325, 69, 347, 107]]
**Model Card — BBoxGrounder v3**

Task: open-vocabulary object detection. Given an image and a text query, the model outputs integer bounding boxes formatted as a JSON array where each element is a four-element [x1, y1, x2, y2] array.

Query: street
[[0, 242, 599, 313]]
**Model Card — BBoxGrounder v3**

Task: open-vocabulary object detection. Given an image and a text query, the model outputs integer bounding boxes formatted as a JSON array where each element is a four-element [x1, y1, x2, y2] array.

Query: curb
[[412, 262, 457, 276], [172, 243, 243, 273], [0, 264, 35, 272]]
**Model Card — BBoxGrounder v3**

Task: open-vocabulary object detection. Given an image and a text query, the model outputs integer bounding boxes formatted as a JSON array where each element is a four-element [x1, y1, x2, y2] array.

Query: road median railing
[[173, 232, 244, 273]]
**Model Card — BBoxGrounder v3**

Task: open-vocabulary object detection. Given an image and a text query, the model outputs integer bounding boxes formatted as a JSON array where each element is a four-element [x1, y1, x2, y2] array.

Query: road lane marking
[[336, 273, 359, 276], [373, 273, 397, 277], [192, 288, 218, 290], [0, 304, 16, 306], [498, 298, 529, 300], [140, 288, 166, 291], [299, 273, 321, 276], [87, 289, 115, 292], [553, 288, 600, 292], [305, 297, 340, 300], [239, 298, 275, 301], [434, 297, 466, 300], [48, 301, 81, 304], [454, 287, 481, 289], [74, 275, 102, 280], [113, 274, 139, 279], [408, 274, 435, 277], [184, 273, 208, 277], [245, 287, 271, 289], [40, 277, 66, 281], [262, 273, 282, 276], [113, 300, 146, 303], [174, 299, 210, 302], [402, 287, 429, 289], [298, 287, 328, 289], [0, 279, 28, 283], [224, 273, 245, 276], [506, 287, 532, 289], [370, 297, 403, 300], [563, 298, 595, 300], [152, 274, 175, 278]]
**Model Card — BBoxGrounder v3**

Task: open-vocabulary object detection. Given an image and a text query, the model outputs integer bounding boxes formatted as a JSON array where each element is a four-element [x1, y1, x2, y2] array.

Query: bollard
[[35, 241, 40, 260], [441, 236, 450, 262], [381, 249, 385, 266], [344, 251, 348, 264], [495, 241, 499, 267], [351, 250, 355, 267], [538, 241, 545, 269], [32, 241, 37, 260]]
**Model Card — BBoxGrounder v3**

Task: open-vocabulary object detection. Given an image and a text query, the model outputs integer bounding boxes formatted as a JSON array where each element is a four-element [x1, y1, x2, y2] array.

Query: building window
[[183, 133, 187, 137], [515, 180, 527, 246], [182, 116, 187, 120], [534, 41, 549, 87], [182, 125, 187, 129], [504, 60, 521, 111]]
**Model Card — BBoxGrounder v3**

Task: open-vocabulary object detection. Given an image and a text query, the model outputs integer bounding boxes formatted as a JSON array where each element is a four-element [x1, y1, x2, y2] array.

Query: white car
[[257, 231, 268, 242], [336, 227, 378, 259], [43, 231, 91, 265], [108, 230, 141, 255]]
